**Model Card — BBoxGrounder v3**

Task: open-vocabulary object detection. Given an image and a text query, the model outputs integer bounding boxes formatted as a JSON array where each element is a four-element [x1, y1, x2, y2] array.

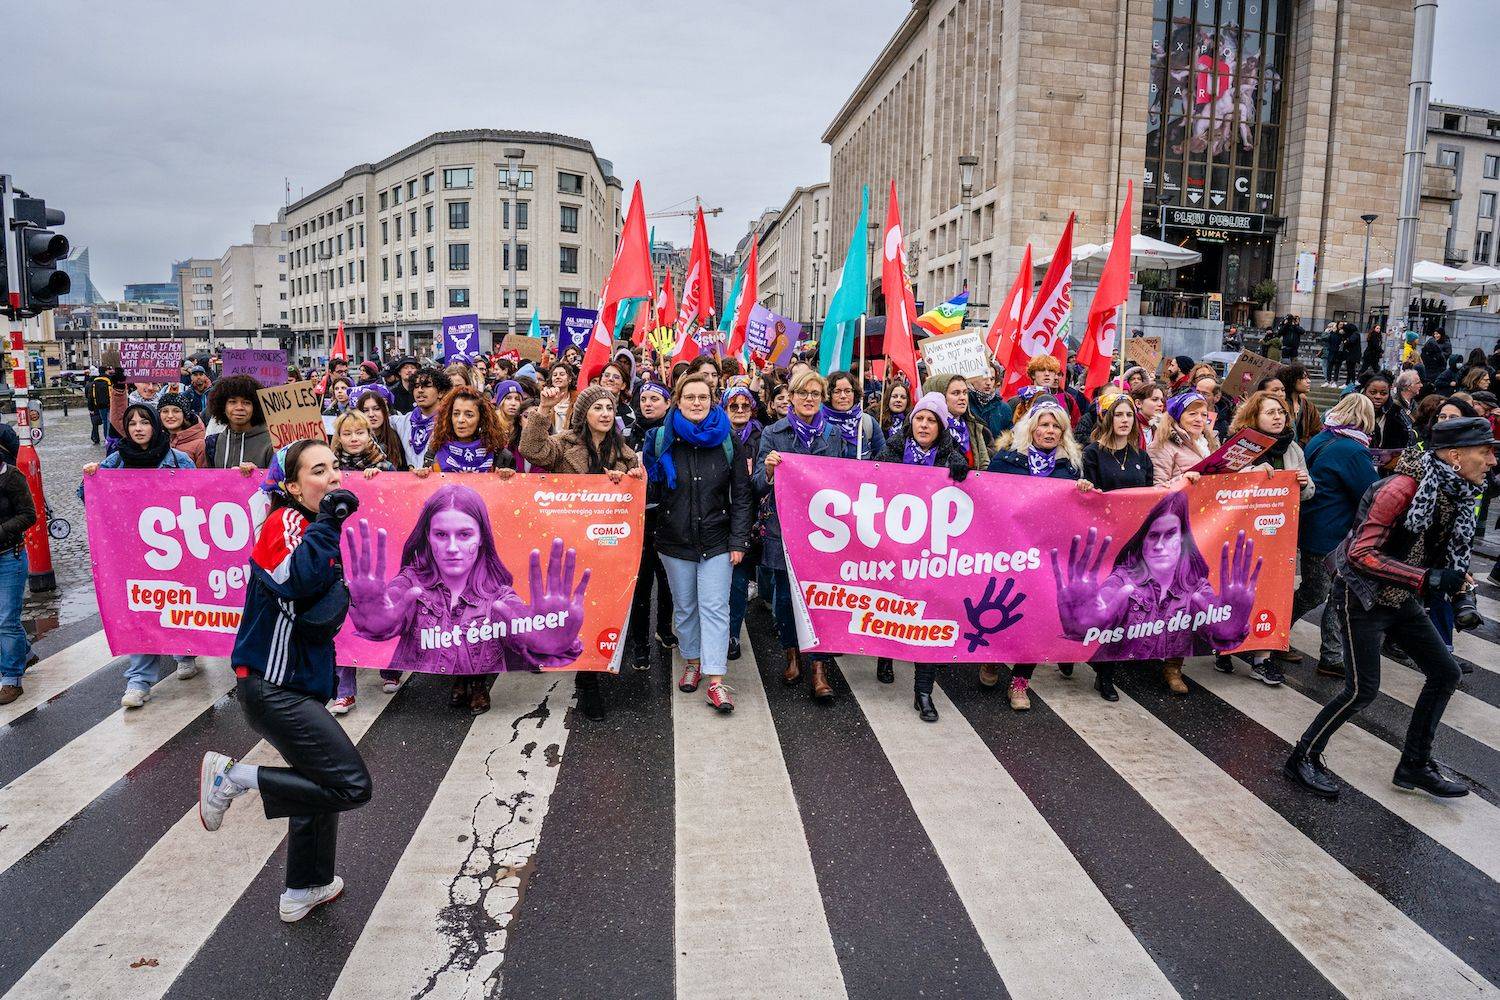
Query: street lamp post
[[254, 283, 264, 351], [790, 266, 800, 324], [958, 155, 978, 298], [810, 252, 823, 337], [867, 217, 881, 313], [1359, 213, 1379, 333], [504, 147, 525, 344], [318, 250, 331, 362]]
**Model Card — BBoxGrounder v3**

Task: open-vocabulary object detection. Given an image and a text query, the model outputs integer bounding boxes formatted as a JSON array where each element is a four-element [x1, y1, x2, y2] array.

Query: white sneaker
[[199, 751, 244, 832], [121, 688, 150, 709], [175, 658, 201, 680], [381, 679, 400, 695], [279, 876, 344, 923]]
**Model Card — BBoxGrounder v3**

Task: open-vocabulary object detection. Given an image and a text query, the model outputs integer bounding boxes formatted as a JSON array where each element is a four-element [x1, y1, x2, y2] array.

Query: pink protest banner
[[775, 455, 1300, 663], [118, 340, 184, 382], [85, 469, 645, 673]]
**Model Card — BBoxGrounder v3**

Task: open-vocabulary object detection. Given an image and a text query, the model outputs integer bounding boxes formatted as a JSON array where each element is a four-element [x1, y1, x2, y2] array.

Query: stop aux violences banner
[[775, 455, 1300, 664], [85, 470, 644, 673]]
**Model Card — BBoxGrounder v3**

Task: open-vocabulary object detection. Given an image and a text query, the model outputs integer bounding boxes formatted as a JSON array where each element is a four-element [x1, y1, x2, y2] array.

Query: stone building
[[755, 183, 832, 331], [1426, 102, 1500, 271], [279, 130, 622, 360], [824, 0, 1432, 349]]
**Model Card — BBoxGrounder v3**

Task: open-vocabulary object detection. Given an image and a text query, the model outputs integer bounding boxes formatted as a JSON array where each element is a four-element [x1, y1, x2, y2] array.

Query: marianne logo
[[1254, 513, 1286, 534], [586, 522, 631, 545], [1215, 485, 1291, 504], [532, 489, 633, 508]]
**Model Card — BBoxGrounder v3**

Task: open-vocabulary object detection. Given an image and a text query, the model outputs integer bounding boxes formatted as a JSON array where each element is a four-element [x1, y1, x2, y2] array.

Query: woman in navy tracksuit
[[197, 439, 372, 923]]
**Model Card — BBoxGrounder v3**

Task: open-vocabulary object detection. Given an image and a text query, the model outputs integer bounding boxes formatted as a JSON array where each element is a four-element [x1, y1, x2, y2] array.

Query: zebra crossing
[[4, 552, 1500, 999]]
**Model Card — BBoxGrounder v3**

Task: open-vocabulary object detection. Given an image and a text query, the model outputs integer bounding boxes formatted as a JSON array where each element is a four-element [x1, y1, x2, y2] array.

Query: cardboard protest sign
[[85, 470, 644, 673], [559, 307, 598, 352], [220, 348, 288, 386], [256, 379, 324, 449], [1125, 336, 1162, 375], [744, 304, 800, 370], [918, 330, 991, 379], [777, 455, 1299, 663], [119, 340, 184, 382], [441, 314, 482, 360], [500, 333, 545, 364], [1222, 350, 1279, 398], [1190, 428, 1277, 475]]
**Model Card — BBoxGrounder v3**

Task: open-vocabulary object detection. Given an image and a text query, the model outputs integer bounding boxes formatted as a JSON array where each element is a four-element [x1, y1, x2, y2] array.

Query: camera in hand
[[320, 488, 360, 522], [1454, 589, 1483, 633]]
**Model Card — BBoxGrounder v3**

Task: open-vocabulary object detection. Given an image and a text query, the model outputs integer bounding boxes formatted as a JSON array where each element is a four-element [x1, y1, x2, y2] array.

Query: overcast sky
[[10, 0, 1495, 299]]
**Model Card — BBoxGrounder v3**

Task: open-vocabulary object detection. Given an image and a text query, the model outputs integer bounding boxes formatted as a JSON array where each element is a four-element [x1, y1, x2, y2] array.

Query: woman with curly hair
[[206, 374, 275, 470], [422, 385, 514, 473]]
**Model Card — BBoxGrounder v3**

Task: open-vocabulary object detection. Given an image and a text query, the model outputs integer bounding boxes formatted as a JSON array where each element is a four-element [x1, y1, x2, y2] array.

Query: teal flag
[[526, 309, 542, 338], [719, 256, 747, 333], [820, 185, 870, 376]]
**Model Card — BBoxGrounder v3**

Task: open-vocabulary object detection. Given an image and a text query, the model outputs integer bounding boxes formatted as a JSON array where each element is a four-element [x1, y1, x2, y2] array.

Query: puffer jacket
[[171, 419, 207, 468], [986, 448, 1081, 480], [753, 418, 848, 570]]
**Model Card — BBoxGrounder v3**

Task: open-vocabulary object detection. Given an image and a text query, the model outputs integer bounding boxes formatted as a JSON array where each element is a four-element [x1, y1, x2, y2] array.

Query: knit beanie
[[157, 391, 190, 414], [569, 384, 615, 435]]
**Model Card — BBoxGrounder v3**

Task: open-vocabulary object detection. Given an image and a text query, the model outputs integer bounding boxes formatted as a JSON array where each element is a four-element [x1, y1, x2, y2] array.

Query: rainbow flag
[[914, 290, 969, 336]]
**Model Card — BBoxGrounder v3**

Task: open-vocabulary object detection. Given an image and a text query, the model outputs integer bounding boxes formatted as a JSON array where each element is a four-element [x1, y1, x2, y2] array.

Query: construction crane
[[646, 195, 723, 220]]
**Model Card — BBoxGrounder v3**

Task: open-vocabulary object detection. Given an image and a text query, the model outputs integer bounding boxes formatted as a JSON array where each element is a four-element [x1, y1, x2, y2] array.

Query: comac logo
[[1254, 513, 1286, 535], [587, 523, 631, 545], [1214, 485, 1291, 503], [532, 489, 633, 508]]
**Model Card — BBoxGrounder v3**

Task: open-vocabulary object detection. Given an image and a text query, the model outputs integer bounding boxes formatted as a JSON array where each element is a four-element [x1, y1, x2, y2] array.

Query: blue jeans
[[729, 561, 753, 641], [660, 553, 732, 676], [0, 550, 29, 683], [771, 568, 831, 666], [124, 653, 162, 692]]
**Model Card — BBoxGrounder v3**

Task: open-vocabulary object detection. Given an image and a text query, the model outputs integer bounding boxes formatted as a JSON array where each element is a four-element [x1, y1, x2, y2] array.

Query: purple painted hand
[[503, 537, 590, 658], [1050, 527, 1133, 639], [344, 518, 422, 638], [1204, 530, 1262, 646]]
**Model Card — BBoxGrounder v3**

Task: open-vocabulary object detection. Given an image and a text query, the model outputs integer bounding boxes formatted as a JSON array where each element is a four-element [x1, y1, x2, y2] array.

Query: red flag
[[1003, 213, 1074, 398], [679, 207, 715, 328], [330, 321, 348, 361], [881, 181, 921, 393], [728, 240, 758, 357], [1079, 183, 1134, 397], [988, 243, 1031, 377], [657, 269, 679, 331], [581, 182, 653, 386]]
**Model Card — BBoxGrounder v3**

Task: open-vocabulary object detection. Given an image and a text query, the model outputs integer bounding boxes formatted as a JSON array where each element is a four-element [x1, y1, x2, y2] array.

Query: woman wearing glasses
[[755, 371, 850, 701]]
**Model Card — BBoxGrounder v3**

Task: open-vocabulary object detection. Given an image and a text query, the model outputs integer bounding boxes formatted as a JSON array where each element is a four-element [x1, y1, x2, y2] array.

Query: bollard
[[8, 332, 54, 592]]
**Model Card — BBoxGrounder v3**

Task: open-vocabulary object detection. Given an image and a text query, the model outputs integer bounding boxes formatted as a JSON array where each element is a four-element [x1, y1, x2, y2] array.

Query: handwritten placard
[[1223, 349, 1279, 399], [918, 330, 991, 379], [118, 340, 183, 382], [499, 333, 544, 364], [1125, 335, 1162, 375], [221, 348, 288, 386], [256, 379, 324, 448]]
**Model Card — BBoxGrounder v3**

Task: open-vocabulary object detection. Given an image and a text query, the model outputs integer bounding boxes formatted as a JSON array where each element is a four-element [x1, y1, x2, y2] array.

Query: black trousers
[[914, 663, 935, 694], [1298, 582, 1462, 763], [237, 673, 372, 889], [629, 529, 673, 649]]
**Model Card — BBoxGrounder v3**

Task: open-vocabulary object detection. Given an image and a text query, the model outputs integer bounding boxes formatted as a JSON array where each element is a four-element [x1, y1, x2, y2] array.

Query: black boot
[[631, 641, 651, 672], [728, 637, 741, 661], [876, 658, 894, 684], [1094, 672, 1119, 702], [1283, 745, 1341, 799], [1393, 758, 1469, 798], [913, 691, 939, 723], [1057, 662, 1074, 678], [1214, 654, 1234, 673], [577, 677, 607, 721]]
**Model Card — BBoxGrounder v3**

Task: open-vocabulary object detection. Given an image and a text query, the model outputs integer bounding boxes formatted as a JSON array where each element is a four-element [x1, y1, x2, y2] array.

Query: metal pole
[[504, 147, 525, 344], [1388, 0, 1438, 369], [254, 283, 264, 351], [1358, 217, 1374, 334], [857, 313, 866, 460]]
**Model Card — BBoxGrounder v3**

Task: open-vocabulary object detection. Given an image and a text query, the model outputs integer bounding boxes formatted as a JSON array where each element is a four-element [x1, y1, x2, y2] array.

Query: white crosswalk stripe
[[2, 619, 1498, 1000]]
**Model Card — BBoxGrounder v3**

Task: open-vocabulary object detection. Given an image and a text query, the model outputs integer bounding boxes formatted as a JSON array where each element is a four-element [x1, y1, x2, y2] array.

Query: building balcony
[[1423, 163, 1459, 201]]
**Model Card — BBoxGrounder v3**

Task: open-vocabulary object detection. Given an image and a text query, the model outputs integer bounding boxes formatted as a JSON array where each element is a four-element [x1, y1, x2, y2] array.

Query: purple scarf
[[886, 411, 907, 439], [1026, 447, 1059, 477], [947, 415, 972, 456], [433, 438, 495, 472], [821, 404, 864, 449], [408, 407, 435, 457], [903, 437, 938, 466], [788, 409, 828, 451]]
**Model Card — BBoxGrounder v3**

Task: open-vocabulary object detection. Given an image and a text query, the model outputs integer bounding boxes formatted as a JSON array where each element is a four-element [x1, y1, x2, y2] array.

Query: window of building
[[499, 167, 534, 190], [1476, 229, 1494, 264], [425, 204, 434, 232], [392, 185, 402, 206], [336, 206, 343, 223], [503, 244, 529, 271], [503, 200, 530, 230], [1482, 192, 1497, 219], [559, 246, 579, 274], [560, 205, 579, 233], [1486, 155, 1500, 180], [423, 172, 434, 194], [382, 294, 389, 312], [444, 167, 475, 189], [426, 246, 435, 273], [557, 171, 585, 195], [381, 220, 388, 245], [450, 287, 470, 307], [427, 289, 435, 308], [335, 235, 343, 254], [407, 179, 418, 200], [560, 289, 579, 308], [449, 243, 470, 271], [358, 223, 365, 248], [358, 260, 365, 281], [448, 201, 470, 229], [381, 257, 389, 281], [1444, 113, 1462, 130], [394, 215, 402, 240], [1490, 119, 1500, 136], [356, 195, 364, 213], [395, 254, 403, 278], [1438, 147, 1460, 169]]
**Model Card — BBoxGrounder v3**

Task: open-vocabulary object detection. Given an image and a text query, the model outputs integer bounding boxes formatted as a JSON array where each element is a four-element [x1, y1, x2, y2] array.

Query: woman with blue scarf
[[754, 370, 849, 701], [643, 372, 753, 714]]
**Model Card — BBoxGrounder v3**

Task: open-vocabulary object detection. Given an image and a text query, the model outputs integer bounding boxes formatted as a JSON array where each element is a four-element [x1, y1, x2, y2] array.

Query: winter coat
[[1299, 430, 1379, 556], [207, 425, 275, 469], [1370, 401, 1415, 451], [967, 391, 1014, 438], [754, 418, 849, 570], [1247, 440, 1316, 501], [875, 432, 969, 479], [0, 466, 36, 554], [519, 407, 637, 475], [1149, 429, 1219, 485], [170, 419, 208, 468], [648, 429, 753, 563], [986, 448, 1082, 480]]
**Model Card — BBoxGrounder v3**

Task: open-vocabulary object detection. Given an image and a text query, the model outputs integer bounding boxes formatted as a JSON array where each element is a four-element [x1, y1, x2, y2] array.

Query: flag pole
[[857, 313, 867, 460], [1117, 271, 1131, 383]]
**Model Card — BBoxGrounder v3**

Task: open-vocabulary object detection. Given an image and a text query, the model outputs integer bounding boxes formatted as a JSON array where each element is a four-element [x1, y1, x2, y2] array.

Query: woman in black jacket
[[1080, 392, 1154, 700], [986, 399, 1096, 710], [875, 392, 970, 722], [0, 425, 36, 705], [642, 372, 753, 714]]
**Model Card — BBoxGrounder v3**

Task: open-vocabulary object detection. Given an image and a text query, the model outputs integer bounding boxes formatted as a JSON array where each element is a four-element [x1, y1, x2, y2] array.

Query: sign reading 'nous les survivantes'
[[776, 455, 1299, 664], [256, 379, 323, 449]]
